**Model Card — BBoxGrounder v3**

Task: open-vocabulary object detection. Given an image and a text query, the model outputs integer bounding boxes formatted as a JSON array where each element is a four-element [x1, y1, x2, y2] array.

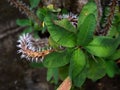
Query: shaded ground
[[0, 1, 54, 90], [0, 0, 120, 90], [84, 76, 120, 90], [0, 19, 54, 90]]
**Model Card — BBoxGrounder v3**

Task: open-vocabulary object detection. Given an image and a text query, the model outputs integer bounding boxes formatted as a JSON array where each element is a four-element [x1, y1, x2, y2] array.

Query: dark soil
[[0, 1, 54, 90]]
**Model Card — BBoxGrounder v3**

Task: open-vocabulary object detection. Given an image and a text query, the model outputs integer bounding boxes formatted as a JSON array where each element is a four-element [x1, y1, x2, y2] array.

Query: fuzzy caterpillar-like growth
[[58, 12, 78, 28], [102, 0, 117, 35], [17, 33, 54, 62], [7, 0, 41, 26], [16, 11, 77, 62]]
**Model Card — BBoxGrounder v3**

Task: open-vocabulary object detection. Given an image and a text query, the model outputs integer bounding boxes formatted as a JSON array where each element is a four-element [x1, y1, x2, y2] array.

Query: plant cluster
[[8, 0, 120, 89]]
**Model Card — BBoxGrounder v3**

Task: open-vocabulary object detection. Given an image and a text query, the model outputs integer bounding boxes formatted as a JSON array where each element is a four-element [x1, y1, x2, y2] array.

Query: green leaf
[[43, 50, 71, 68], [54, 19, 76, 33], [29, 0, 41, 8], [78, 2, 97, 29], [47, 68, 53, 81], [85, 36, 120, 57], [59, 65, 69, 80], [34, 22, 41, 31], [105, 60, 119, 78], [77, 14, 96, 46], [36, 8, 48, 21], [48, 37, 60, 49], [44, 16, 76, 47], [107, 26, 118, 37], [69, 49, 86, 78], [73, 65, 88, 87], [47, 68, 59, 84], [16, 19, 32, 26], [22, 27, 32, 34], [117, 24, 120, 33], [87, 59, 106, 81], [72, 57, 89, 87], [108, 49, 120, 61]]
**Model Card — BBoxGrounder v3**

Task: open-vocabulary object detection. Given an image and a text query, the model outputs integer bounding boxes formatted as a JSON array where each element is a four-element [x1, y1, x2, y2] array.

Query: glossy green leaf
[[54, 19, 76, 33], [44, 16, 76, 47], [48, 37, 60, 49], [87, 59, 106, 81], [73, 58, 89, 87], [85, 36, 120, 57], [47, 68, 59, 84], [78, 2, 97, 29], [105, 60, 119, 78], [73, 65, 88, 87], [43, 50, 71, 68], [16, 19, 32, 26], [47, 68, 53, 81], [36, 8, 48, 21], [59, 66, 69, 80], [69, 49, 86, 78], [29, 0, 41, 8], [108, 49, 120, 61], [77, 14, 96, 46]]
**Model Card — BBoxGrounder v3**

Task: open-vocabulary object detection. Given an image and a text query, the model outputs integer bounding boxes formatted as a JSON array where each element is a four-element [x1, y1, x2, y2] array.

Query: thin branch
[[94, 0, 103, 35], [0, 26, 26, 40], [7, 0, 42, 26], [101, 0, 117, 35]]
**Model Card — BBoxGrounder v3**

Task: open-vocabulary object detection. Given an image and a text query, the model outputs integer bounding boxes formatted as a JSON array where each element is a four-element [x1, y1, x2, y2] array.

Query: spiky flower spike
[[102, 0, 117, 35], [17, 33, 54, 62], [7, 0, 41, 26], [58, 12, 78, 28]]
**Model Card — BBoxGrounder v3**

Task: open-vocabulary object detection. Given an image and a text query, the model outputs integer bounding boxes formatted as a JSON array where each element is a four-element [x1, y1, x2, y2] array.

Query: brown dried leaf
[[57, 76, 72, 90]]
